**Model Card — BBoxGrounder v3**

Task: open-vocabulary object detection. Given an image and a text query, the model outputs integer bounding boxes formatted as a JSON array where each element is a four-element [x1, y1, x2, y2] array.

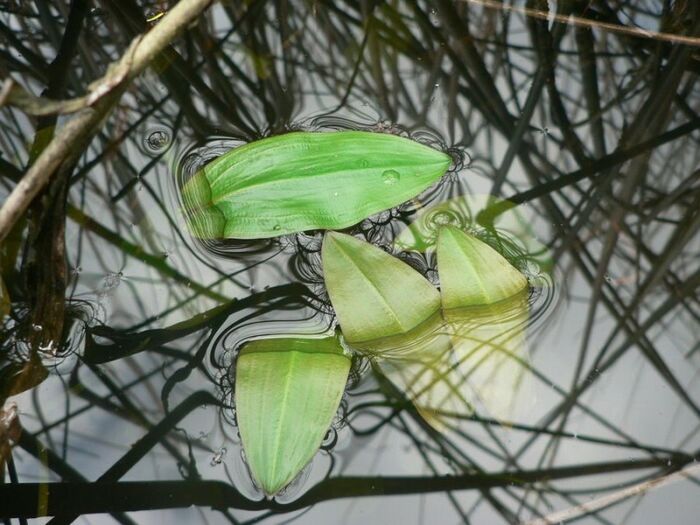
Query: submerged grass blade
[[182, 131, 451, 239], [322, 231, 441, 347], [234, 335, 350, 496], [437, 225, 528, 309]]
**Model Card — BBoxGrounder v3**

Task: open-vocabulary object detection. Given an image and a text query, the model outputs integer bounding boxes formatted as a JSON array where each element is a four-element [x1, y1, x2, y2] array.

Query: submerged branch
[[463, 0, 700, 47]]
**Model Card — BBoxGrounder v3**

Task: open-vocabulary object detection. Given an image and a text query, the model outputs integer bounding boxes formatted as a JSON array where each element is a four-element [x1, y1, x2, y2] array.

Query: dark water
[[1, 2, 700, 524]]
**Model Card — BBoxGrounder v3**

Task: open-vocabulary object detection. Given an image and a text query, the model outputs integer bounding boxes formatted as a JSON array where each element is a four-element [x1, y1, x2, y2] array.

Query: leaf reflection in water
[[376, 291, 532, 431]]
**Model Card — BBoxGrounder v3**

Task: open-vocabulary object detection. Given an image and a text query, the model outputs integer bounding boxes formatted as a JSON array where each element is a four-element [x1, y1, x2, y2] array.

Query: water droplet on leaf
[[381, 169, 400, 185]]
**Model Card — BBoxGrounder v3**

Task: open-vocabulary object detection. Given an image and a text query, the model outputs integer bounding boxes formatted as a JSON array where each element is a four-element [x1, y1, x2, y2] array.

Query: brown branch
[[462, 0, 700, 46], [0, 0, 215, 243], [525, 462, 700, 525]]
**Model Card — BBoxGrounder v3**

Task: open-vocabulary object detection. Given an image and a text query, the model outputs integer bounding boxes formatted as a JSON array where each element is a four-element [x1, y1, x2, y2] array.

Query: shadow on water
[[1, 1, 700, 524]]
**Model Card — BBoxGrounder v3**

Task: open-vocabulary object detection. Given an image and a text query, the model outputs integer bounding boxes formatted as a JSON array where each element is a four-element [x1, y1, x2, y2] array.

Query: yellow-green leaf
[[182, 131, 451, 239], [234, 335, 350, 496], [437, 225, 528, 309], [322, 231, 441, 349]]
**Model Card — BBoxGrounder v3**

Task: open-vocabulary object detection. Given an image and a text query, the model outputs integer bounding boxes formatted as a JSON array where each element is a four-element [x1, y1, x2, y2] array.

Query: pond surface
[[1, 2, 700, 524]]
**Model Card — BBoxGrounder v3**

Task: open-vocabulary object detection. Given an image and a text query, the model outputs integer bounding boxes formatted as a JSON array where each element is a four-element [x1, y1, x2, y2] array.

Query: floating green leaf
[[437, 225, 528, 309], [234, 335, 350, 496], [182, 131, 451, 239], [322, 231, 441, 350]]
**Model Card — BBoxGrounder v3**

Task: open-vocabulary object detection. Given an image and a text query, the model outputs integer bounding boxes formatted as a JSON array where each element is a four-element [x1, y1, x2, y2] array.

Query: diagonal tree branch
[[0, 0, 215, 243]]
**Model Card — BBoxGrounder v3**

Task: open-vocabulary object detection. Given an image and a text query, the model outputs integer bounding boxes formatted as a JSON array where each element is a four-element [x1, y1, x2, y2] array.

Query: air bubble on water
[[143, 128, 171, 154], [381, 169, 400, 185], [210, 447, 227, 466], [31, 324, 43, 332], [103, 271, 123, 291], [430, 211, 454, 227]]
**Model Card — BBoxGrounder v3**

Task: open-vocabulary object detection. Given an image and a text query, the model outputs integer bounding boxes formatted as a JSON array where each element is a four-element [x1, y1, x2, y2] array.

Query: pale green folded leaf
[[437, 225, 528, 309], [182, 131, 451, 239], [234, 336, 350, 496], [322, 231, 441, 349]]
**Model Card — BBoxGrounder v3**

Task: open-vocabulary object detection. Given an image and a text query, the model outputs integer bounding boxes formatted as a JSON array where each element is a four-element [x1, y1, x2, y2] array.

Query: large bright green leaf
[[322, 231, 441, 350], [234, 335, 350, 496], [182, 131, 451, 239], [437, 225, 528, 309]]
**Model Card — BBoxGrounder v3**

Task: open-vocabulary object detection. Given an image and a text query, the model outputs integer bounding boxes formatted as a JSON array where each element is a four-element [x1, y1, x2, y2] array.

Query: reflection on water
[[1, 2, 699, 524], [377, 291, 534, 432]]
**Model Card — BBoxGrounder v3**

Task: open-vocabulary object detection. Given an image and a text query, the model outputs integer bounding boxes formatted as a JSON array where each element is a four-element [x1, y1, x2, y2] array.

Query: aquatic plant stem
[[0, 0, 215, 243], [524, 462, 700, 525]]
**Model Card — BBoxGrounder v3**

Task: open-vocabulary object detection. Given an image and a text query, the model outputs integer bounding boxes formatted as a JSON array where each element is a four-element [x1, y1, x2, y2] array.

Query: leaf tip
[[437, 226, 528, 307]]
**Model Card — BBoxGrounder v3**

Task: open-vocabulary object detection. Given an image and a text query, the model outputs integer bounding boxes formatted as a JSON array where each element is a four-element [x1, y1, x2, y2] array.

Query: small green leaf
[[322, 231, 441, 349], [437, 225, 528, 309], [182, 131, 451, 239], [234, 335, 350, 496]]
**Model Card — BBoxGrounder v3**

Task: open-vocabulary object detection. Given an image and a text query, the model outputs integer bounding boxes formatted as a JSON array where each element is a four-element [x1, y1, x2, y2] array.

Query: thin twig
[[524, 463, 700, 525], [462, 0, 700, 47]]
